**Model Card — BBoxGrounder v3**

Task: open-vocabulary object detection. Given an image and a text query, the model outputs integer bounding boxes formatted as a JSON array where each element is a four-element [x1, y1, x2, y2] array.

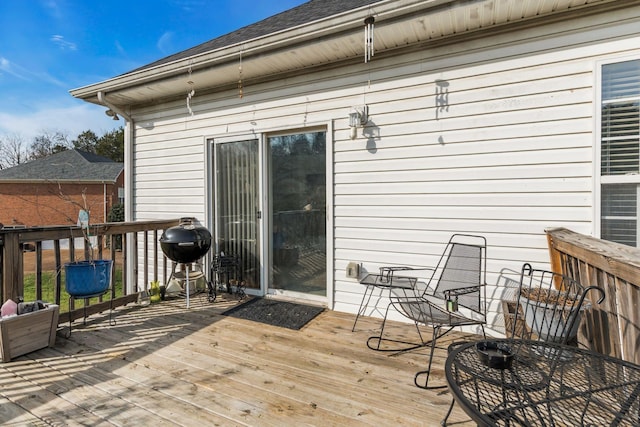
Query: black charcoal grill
[[160, 218, 211, 308], [160, 217, 212, 264]]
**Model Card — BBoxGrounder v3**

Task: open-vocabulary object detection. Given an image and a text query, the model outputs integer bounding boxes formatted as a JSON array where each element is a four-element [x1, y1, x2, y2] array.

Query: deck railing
[[546, 227, 640, 365], [0, 219, 181, 324]]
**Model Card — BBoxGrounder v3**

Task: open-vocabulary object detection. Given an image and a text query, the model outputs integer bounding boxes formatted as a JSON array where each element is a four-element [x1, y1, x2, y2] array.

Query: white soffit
[[71, 0, 620, 107]]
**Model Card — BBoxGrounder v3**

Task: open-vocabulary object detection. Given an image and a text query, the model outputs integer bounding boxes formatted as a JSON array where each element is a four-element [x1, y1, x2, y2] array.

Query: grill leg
[[186, 268, 190, 309]]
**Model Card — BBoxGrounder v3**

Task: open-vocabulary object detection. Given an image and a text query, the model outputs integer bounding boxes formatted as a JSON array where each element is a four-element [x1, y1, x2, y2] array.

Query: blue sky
[[0, 0, 307, 142]]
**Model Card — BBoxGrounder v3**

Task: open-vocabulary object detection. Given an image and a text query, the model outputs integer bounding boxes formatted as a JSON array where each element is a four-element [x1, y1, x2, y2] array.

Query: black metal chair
[[441, 262, 606, 426], [367, 234, 488, 390], [208, 254, 244, 302]]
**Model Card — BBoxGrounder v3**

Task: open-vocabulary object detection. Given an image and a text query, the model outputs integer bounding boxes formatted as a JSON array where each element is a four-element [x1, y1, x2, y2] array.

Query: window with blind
[[600, 59, 640, 247]]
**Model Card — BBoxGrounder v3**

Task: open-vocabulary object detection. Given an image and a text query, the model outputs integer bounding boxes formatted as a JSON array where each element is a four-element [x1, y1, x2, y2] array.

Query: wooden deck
[[0, 296, 476, 426]]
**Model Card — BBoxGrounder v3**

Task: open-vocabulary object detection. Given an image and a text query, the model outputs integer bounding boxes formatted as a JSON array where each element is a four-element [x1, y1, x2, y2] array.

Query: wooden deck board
[[0, 296, 476, 426]]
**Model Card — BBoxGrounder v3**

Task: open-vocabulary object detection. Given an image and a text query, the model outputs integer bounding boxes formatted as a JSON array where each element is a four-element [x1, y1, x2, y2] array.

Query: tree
[[0, 133, 29, 169], [107, 203, 125, 249], [72, 130, 99, 153], [29, 130, 71, 160], [0, 127, 124, 168], [96, 127, 124, 162], [71, 127, 124, 162]]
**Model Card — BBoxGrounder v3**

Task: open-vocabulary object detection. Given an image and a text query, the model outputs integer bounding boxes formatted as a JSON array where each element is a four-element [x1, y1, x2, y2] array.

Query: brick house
[[0, 149, 124, 228]]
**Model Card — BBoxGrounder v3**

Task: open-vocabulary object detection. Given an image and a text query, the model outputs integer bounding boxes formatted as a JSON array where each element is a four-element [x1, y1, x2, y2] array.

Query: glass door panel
[[268, 131, 326, 296], [214, 140, 260, 289]]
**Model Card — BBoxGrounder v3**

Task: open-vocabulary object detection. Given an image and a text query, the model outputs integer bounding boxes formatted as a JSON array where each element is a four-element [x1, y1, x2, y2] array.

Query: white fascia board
[[69, 0, 449, 102]]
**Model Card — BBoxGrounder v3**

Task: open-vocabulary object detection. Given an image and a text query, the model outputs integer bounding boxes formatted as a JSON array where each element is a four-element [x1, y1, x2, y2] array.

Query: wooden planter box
[[0, 304, 59, 362]]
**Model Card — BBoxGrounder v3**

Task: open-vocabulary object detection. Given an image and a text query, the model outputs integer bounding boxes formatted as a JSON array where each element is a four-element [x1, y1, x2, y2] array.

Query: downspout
[[103, 182, 107, 223], [97, 91, 133, 223], [97, 91, 135, 294]]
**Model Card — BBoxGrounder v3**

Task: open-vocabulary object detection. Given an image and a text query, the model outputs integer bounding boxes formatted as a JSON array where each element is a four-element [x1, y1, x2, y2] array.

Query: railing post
[[546, 227, 640, 365], [2, 232, 24, 302], [546, 231, 563, 275]]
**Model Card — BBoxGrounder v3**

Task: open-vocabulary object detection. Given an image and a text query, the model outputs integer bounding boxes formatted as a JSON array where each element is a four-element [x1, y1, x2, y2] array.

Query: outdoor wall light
[[105, 109, 119, 120], [349, 105, 368, 140]]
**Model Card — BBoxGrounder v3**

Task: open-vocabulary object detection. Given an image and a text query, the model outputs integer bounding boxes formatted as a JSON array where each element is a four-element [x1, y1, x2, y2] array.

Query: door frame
[[264, 127, 331, 305], [206, 134, 264, 297], [206, 122, 334, 308]]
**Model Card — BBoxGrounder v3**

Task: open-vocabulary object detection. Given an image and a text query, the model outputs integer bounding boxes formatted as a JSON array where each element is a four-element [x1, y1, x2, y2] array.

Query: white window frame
[[595, 55, 640, 246]]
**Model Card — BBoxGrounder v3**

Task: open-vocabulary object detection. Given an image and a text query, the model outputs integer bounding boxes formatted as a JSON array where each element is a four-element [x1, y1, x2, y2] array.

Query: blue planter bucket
[[65, 260, 113, 298]]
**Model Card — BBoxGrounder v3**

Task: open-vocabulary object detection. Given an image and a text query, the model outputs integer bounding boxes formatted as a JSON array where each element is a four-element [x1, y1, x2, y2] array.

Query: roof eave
[[70, 0, 452, 106], [70, 0, 626, 108], [0, 179, 119, 184]]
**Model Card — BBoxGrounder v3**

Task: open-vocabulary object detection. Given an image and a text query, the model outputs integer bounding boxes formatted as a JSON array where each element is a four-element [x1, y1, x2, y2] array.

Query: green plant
[[107, 203, 124, 250], [107, 203, 124, 222]]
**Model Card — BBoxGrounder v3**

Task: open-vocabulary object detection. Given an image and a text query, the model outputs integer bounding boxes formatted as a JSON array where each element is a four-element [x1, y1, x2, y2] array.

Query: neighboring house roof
[[0, 149, 123, 183]]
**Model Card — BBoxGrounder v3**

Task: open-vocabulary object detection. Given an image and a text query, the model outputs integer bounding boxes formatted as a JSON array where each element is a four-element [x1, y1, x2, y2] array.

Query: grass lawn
[[22, 268, 124, 313]]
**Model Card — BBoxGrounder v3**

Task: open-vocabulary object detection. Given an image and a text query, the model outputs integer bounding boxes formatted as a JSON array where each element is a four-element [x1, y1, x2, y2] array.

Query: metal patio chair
[[441, 262, 606, 426], [367, 234, 488, 390]]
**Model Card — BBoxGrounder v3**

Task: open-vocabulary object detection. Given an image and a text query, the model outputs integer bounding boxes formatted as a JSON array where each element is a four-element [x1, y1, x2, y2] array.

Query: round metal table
[[445, 338, 640, 426]]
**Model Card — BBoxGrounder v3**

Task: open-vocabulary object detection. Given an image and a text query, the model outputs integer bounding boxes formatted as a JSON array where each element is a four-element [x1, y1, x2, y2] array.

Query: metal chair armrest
[[379, 266, 435, 280], [444, 285, 482, 298]]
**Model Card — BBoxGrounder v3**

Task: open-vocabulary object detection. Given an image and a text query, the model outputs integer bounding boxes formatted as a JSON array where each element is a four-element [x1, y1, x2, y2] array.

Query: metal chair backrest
[[427, 234, 487, 314], [512, 263, 605, 345]]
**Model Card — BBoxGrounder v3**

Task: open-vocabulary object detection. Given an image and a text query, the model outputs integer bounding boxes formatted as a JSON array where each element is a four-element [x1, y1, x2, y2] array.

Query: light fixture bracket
[[105, 109, 119, 120], [349, 106, 368, 127], [349, 105, 368, 139]]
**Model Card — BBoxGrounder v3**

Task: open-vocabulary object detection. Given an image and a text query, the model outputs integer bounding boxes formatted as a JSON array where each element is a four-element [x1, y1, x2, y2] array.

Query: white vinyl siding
[[129, 4, 640, 333]]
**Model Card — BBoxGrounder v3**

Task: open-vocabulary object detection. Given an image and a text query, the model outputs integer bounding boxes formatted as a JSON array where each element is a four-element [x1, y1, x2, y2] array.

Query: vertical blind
[[215, 140, 260, 288], [600, 59, 640, 247]]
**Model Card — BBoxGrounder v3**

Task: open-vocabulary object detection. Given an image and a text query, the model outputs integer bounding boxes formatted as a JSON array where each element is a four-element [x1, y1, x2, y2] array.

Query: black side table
[[352, 267, 417, 332]]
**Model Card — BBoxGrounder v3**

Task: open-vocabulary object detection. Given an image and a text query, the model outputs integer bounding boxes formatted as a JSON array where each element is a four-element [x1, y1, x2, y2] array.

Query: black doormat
[[222, 298, 324, 330]]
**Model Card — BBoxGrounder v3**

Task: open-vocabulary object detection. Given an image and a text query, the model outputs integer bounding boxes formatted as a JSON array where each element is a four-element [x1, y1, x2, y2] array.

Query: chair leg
[[366, 303, 392, 350], [352, 284, 374, 332], [367, 308, 431, 353], [414, 325, 449, 390]]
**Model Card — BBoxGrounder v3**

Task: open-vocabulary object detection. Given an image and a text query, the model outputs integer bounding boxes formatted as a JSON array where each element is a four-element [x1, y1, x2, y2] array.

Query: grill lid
[[160, 217, 211, 264]]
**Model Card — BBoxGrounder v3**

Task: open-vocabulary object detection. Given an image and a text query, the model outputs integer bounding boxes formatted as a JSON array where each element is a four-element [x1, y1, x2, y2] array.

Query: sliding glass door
[[211, 130, 327, 299], [214, 139, 260, 289], [268, 131, 326, 296]]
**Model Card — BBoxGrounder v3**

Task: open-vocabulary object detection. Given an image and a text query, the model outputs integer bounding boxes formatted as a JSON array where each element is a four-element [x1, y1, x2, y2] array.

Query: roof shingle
[[128, 0, 383, 74], [0, 149, 123, 182]]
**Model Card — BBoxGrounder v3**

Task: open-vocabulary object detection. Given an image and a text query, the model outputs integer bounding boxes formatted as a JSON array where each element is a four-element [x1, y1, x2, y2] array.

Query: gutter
[[97, 91, 131, 122], [97, 91, 133, 223], [70, 0, 441, 100], [71, 0, 624, 106], [0, 179, 118, 184]]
